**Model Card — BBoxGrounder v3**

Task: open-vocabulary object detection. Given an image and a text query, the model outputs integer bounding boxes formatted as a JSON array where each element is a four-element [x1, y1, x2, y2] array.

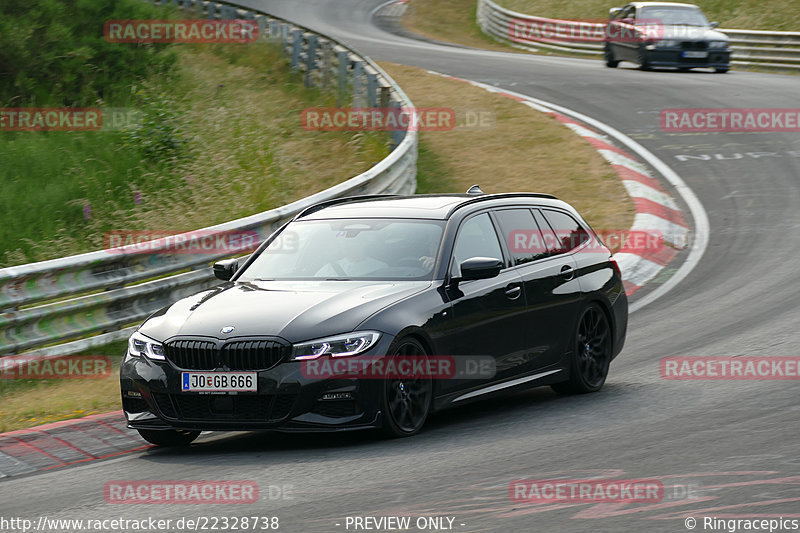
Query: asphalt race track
[[2, 2, 799, 532]]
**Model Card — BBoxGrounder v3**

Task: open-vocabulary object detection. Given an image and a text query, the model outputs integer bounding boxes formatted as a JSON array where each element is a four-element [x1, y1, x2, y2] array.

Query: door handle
[[505, 284, 522, 300], [560, 264, 574, 281]]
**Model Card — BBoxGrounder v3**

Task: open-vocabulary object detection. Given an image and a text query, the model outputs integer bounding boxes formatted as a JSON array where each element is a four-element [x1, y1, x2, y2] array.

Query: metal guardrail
[[0, 0, 418, 357], [477, 0, 800, 71]]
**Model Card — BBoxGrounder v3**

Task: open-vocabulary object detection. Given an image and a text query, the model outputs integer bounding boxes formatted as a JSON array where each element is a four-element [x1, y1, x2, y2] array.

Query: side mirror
[[609, 7, 622, 18], [709, 21, 719, 29], [213, 258, 239, 281], [459, 257, 503, 281]]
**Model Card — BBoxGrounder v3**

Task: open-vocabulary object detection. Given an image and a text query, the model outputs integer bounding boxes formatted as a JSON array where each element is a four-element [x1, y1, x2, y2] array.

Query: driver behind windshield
[[315, 231, 388, 277]]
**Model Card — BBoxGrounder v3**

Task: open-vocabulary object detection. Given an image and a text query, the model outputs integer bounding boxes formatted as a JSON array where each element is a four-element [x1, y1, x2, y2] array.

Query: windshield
[[240, 218, 446, 281], [639, 6, 709, 26]]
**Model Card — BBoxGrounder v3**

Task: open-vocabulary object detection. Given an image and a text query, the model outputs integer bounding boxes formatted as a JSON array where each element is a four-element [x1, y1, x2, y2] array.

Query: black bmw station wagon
[[121, 190, 628, 446]]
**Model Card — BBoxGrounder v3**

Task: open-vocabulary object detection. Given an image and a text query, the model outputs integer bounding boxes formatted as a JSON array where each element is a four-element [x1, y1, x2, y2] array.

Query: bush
[[0, 0, 177, 106]]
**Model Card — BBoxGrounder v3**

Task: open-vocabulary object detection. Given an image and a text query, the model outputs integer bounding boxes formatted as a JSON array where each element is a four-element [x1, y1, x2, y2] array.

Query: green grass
[[0, 42, 390, 267], [0, 341, 127, 432], [495, 0, 800, 31]]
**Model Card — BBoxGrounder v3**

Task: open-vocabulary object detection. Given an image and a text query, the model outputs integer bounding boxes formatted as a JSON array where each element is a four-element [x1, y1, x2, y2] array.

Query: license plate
[[682, 51, 708, 58], [181, 372, 257, 392]]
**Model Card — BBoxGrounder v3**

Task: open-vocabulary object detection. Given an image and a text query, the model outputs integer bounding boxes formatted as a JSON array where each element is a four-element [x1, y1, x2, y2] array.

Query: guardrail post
[[206, 2, 216, 20], [268, 20, 279, 41], [379, 86, 391, 109], [305, 34, 319, 87], [352, 59, 365, 107], [319, 40, 333, 89], [254, 15, 267, 42], [389, 100, 404, 147], [366, 71, 378, 108], [337, 50, 349, 106], [290, 29, 303, 70]]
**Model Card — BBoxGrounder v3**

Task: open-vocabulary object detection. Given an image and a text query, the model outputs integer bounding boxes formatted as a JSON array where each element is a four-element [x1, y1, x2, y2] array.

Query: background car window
[[640, 6, 708, 26], [494, 209, 548, 266], [541, 209, 590, 254], [452, 213, 503, 275], [620, 6, 635, 20]]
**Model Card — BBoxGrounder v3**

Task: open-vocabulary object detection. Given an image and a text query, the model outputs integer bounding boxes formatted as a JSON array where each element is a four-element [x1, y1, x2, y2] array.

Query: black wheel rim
[[385, 341, 432, 433], [577, 307, 611, 388]]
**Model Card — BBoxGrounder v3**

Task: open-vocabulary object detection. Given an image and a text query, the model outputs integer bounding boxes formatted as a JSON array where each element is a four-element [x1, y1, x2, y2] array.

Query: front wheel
[[715, 67, 729, 73], [137, 428, 200, 447], [638, 48, 651, 70], [381, 338, 432, 438], [604, 46, 619, 68], [552, 303, 612, 394]]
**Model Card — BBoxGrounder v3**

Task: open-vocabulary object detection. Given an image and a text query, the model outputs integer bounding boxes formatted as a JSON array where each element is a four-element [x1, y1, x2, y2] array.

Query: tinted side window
[[494, 209, 548, 266], [623, 5, 635, 19], [452, 213, 504, 275], [532, 209, 559, 256], [541, 209, 590, 254]]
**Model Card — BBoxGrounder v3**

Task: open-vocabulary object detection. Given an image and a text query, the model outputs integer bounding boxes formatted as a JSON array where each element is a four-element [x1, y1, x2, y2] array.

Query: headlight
[[708, 41, 728, 49], [291, 331, 381, 360], [128, 331, 166, 361]]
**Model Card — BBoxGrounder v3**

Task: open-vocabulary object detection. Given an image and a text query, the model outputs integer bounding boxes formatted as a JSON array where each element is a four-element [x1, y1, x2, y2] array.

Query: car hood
[[138, 280, 431, 343], [659, 26, 728, 41]]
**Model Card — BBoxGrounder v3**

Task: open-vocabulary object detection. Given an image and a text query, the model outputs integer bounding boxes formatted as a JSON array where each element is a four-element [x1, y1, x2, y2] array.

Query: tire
[[604, 46, 619, 68], [137, 428, 200, 447], [637, 48, 651, 70], [381, 337, 432, 438], [715, 67, 729, 73], [551, 303, 612, 394]]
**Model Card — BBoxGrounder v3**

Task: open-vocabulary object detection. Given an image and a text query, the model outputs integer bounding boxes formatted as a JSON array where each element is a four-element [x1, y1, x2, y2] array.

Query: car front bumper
[[647, 49, 731, 68], [120, 335, 396, 433]]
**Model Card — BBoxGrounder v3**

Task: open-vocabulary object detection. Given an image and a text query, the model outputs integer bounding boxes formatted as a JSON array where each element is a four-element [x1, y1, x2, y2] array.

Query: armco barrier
[[0, 0, 418, 357], [477, 0, 800, 71]]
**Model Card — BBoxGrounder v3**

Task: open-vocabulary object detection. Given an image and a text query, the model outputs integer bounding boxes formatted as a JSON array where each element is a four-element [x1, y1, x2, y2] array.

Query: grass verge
[[0, 342, 126, 433], [1, 44, 389, 266]]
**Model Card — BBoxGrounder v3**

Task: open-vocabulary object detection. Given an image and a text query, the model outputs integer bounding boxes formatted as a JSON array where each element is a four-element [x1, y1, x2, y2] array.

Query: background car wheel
[[551, 303, 612, 394], [715, 67, 729, 73], [381, 337, 432, 438], [604, 47, 619, 68], [137, 428, 200, 447], [638, 48, 651, 70]]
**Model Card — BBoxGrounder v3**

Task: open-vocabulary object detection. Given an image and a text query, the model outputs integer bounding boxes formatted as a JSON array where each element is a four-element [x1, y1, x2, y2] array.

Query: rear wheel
[[381, 338, 432, 437], [715, 67, 729, 73], [137, 428, 200, 447], [604, 46, 619, 68], [552, 303, 612, 394]]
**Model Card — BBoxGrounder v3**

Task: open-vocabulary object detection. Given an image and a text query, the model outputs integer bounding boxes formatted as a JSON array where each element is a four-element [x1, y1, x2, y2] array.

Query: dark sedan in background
[[120, 190, 628, 446], [605, 2, 731, 72]]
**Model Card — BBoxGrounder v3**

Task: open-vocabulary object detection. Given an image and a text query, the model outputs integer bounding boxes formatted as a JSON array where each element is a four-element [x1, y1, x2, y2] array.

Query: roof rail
[[446, 192, 559, 217], [294, 194, 401, 220]]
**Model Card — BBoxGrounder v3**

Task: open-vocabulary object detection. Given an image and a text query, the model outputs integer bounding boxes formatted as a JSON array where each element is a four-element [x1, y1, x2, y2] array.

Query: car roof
[[627, 2, 700, 8], [298, 193, 574, 221]]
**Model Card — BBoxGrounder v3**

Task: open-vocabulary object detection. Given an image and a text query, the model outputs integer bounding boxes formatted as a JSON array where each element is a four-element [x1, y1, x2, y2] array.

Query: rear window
[[540, 209, 590, 254], [494, 208, 548, 266]]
